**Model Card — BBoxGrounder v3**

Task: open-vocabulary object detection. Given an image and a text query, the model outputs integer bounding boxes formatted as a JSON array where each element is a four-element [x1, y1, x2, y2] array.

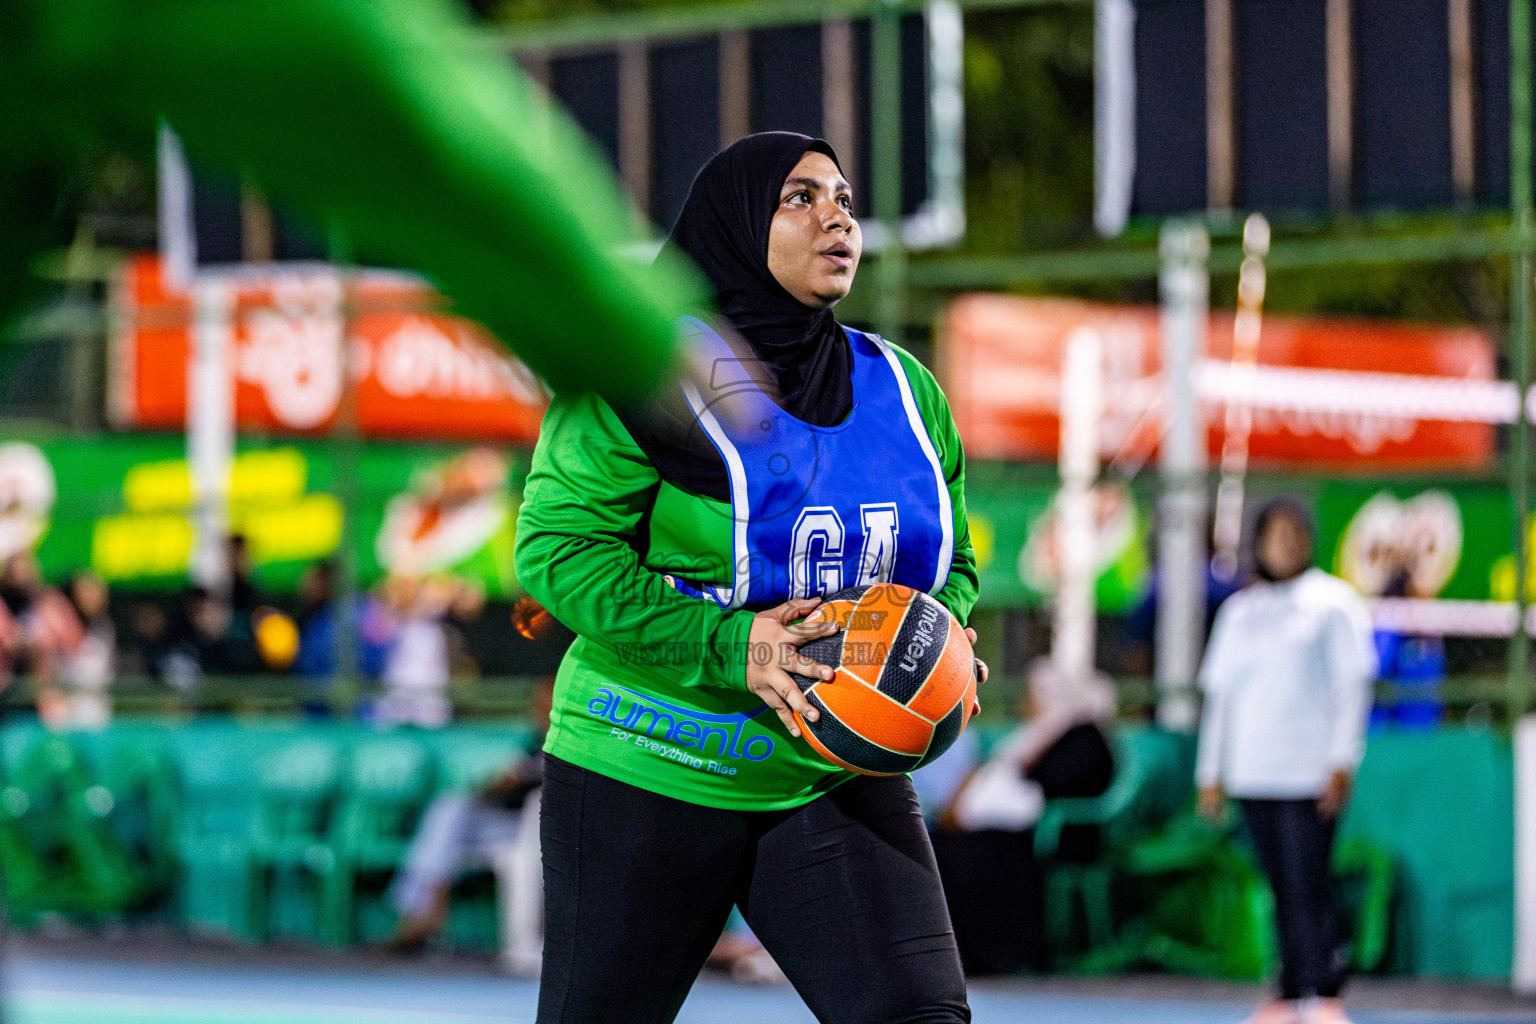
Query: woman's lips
[[821, 251, 852, 269]]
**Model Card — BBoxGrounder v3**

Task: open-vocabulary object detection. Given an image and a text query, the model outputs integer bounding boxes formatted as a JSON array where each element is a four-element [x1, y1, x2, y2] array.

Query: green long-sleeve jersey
[[514, 344, 978, 811]]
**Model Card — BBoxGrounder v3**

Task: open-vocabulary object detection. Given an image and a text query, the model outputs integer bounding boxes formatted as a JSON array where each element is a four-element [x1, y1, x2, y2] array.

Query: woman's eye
[[839, 195, 852, 210]]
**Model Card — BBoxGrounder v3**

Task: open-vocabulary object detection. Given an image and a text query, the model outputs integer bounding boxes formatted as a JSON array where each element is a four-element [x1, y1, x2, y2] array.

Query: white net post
[[1155, 221, 1209, 731], [187, 278, 235, 592], [1210, 213, 1271, 579], [1053, 327, 1105, 685]]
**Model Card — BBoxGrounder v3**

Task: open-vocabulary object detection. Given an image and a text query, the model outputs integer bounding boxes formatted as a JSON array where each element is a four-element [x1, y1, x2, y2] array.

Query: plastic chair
[[94, 734, 178, 899], [249, 738, 343, 943], [1333, 836, 1394, 973], [323, 735, 434, 944], [171, 727, 262, 940], [435, 733, 529, 793], [1033, 726, 1191, 961], [0, 734, 149, 924], [428, 732, 529, 953]]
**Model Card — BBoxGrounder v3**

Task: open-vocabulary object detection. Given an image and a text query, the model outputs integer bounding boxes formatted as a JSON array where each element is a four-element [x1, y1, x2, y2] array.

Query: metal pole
[[1155, 220, 1209, 732], [329, 230, 361, 712], [1210, 213, 1270, 578], [872, 0, 906, 347], [187, 278, 234, 594], [1053, 327, 1104, 684], [1510, 0, 1533, 721]]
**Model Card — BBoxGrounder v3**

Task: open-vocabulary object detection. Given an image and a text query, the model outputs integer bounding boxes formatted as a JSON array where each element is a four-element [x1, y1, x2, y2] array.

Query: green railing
[[0, 672, 1511, 724]]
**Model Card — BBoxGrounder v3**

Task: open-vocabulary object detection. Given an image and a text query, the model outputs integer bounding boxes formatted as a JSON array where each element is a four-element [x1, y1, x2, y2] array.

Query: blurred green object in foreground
[[0, 0, 708, 399]]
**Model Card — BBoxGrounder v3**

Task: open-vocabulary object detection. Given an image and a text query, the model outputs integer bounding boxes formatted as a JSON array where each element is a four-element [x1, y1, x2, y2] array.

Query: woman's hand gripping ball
[[746, 597, 838, 738]]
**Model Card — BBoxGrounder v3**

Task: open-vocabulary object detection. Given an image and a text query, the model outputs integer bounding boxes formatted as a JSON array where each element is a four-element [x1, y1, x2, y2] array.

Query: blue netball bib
[[678, 317, 952, 611]]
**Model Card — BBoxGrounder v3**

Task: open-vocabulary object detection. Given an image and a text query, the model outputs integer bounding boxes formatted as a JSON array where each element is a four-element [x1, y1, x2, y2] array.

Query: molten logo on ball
[[790, 583, 979, 776]]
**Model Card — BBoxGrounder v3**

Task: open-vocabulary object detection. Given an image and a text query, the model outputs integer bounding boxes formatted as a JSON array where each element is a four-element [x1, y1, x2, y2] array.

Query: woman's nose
[[820, 203, 851, 231]]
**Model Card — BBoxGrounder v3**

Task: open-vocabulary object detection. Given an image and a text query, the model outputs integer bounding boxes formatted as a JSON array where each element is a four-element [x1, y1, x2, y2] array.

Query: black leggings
[[537, 755, 971, 1024], [1240, 799, 1346, 1000]]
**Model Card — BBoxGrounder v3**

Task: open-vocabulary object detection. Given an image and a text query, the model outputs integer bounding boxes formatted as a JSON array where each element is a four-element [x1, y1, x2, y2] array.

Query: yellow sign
[[92, 448, 341, 581]]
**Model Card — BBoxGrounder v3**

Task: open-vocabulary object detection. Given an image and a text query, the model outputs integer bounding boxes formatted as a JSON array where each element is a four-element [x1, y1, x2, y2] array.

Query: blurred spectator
[[376, 575, 454, 728], [225, 534, 265, 614], [1124, 515, 1243, 679], [295, 560, 337, 677], [45, 571, 117, 730], [385, 678, 553, 952], [293, 560, 392, 682], [1, 551, 84, 687], [445, 578, 486, 681], [925, 660, 1116, 975], [943, 660, 1116, 834], [1195, 498, 1376, 1024], [120, 602, 170, 680], [161, 584, 259, 687], [0, 597, 18, 694], [1370, 565, 1446, 730]]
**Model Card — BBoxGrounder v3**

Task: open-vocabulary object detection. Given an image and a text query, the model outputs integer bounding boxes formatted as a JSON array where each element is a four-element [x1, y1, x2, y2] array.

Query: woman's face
[[1256, 511, 1313, 581], [766, 151, 861, 309]]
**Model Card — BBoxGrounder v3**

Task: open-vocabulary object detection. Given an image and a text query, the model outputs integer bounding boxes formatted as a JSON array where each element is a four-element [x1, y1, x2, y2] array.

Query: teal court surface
[[5, 940, 1534, 1024]]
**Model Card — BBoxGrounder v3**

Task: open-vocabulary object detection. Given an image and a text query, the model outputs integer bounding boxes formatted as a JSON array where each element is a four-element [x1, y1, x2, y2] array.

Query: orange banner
[[110, 255, 548, 444], [938, 294, 1498, 469]]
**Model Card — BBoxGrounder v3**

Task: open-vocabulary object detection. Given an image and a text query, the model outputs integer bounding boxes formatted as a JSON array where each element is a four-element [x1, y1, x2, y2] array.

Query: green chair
[[434, 732, 528, 793], [0, 734, 149, 924], [323, 735, 434, 945], [171, 728, 262, 940], [93, 733, 178, 901], [429, 731, 528, 953], [249, 737, 343, 944], [1333, 836, 1395, 973], [1097, 818, 1395, 982], [1033, 726, 1192, 963], [1127, 817, 1277, 980]]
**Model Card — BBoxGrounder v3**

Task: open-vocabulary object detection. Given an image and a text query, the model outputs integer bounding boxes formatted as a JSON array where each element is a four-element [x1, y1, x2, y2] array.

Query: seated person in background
[[160, 584, 260, 687], [925, 658, 1117, 975], [946, 658, 1116, 833], [45, 571, 116, 731], [385, 678, 552, 952], [2, 553, 89, 722], [375, 575, 460, 729]]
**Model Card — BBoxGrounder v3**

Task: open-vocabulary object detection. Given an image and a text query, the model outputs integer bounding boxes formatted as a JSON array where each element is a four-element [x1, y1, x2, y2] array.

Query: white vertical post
[[188, 278, 235, 592], [1516, 715, 1536, 993], [1094, 0, 1137, 237], [1211, 213, 1271, 578], [1053, 327, 1104, 685], [1156, 221, 1210, 732]]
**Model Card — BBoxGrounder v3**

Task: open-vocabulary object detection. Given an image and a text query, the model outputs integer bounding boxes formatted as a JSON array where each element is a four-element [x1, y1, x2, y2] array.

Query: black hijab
[[617, 132, 854, 501]]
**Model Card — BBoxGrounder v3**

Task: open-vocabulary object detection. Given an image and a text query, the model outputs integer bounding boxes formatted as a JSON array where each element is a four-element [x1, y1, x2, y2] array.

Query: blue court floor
[[5, 944, 1534, 1024]]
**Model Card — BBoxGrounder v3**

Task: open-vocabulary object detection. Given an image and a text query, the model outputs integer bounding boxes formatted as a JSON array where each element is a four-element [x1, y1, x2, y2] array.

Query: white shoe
[[1304, 998, 1354, 1024], [1240, 1000, 1301, 1024]]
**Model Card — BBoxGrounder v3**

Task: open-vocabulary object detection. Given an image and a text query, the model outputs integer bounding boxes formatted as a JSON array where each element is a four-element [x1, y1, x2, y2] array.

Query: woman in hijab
[[515, 132, 981, 1024]]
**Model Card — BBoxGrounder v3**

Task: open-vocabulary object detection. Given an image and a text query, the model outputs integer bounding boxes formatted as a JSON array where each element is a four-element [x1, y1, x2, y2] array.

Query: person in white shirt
[[1195, 498, 1376, 1024]]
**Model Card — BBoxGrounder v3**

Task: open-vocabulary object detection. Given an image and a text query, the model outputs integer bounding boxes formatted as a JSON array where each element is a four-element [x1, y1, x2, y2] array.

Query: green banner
[[964, 464, 1151, 612], [1315, 481, 1515, 601], [36, 438, 1518, 611], [0, 434, 526, 597]]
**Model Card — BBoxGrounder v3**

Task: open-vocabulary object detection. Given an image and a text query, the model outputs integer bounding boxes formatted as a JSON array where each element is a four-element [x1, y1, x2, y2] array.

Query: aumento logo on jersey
[[588, 684, 775, 762]]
